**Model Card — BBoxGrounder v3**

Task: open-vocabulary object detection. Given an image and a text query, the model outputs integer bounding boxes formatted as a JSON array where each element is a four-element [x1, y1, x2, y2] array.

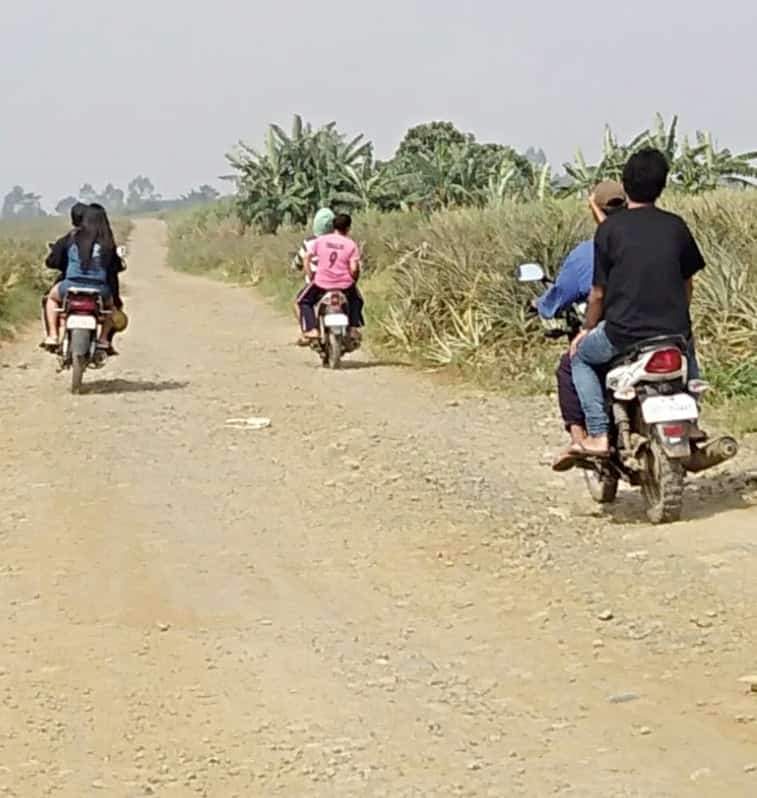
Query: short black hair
[[622, 148, 670, 204], [71, 202, 88, 227], [333, 213, 352, 233]]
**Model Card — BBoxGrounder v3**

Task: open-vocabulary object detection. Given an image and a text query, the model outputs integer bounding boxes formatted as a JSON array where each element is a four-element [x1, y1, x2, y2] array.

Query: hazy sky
[[2, 0, 756, 208]]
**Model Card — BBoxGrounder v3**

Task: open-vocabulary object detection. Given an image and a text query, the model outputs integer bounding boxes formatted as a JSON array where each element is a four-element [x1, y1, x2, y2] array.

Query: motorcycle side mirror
[[516, 263, 546, 283]]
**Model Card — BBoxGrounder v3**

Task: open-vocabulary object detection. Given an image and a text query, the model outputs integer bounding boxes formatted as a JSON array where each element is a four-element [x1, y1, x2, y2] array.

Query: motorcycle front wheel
[[584, 468, 619, 504], [640, 440, 684, 524]]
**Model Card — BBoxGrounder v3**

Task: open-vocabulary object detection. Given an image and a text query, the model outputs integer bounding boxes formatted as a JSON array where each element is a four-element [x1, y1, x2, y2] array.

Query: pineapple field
[[166, 113, 757, 417]]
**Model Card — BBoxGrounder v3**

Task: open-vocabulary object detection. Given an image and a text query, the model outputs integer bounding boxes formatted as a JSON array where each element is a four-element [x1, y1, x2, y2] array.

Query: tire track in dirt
[[0, 219, 756, 797]]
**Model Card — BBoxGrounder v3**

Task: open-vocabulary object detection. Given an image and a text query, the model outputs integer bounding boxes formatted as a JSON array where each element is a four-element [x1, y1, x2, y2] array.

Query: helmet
[[111, 309, 129, 332]]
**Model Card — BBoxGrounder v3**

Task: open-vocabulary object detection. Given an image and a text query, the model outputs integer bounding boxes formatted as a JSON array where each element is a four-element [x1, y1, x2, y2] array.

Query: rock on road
[[1, 219, 756, 797]]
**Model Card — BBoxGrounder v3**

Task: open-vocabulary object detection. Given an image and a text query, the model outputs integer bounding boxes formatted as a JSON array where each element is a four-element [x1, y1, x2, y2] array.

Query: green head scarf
[[313, 208, 335, 236]]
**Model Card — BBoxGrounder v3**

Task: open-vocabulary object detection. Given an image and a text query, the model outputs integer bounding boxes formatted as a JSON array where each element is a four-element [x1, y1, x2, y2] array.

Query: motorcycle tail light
[[67, 296, 97, 314], [663, 424, 686, 439], [646, 349, 683, 374]]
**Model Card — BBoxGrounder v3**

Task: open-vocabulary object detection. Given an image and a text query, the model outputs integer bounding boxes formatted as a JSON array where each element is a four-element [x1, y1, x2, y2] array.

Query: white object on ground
[[224, 417, 272, 430]]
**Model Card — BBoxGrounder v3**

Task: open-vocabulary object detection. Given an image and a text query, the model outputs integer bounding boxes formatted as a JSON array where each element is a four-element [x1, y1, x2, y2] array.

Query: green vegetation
[[225, 114, 757, 232], [168, 188, 757, 430], [170, 114, 754, 430], [563, 115, 757, 195], [0, 218, 63, 336]]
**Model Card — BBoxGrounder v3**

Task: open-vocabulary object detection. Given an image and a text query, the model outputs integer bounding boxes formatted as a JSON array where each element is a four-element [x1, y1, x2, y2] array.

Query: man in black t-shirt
[[570, 148, 706, 456], [42, 203, 87, 339], [45, 202, 88, 277]]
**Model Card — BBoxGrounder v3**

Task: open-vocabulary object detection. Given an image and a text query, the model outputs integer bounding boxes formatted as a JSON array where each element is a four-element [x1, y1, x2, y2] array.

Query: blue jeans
[[572, 322, 701, 437], [572, 323, 618, 436]]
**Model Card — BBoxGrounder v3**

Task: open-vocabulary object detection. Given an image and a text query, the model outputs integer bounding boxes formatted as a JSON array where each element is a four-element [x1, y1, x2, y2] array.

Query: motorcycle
[[311, 290, 359, 369], [51, 288, 112, 394], [517, 262, 739, 524], [42, 245, 127, 394]]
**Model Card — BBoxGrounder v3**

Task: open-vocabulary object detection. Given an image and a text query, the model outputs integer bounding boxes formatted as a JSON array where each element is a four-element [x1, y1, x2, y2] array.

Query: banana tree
[[561, 114, 757, 197], [485, 159, 554, 205], [227, 115, 378, 230], [674, 131, 757, 192]]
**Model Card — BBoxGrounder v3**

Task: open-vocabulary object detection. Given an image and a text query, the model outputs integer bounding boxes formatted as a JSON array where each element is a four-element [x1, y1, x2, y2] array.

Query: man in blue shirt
[[535, 181, 627, 470], [536, 239, 595, 320]]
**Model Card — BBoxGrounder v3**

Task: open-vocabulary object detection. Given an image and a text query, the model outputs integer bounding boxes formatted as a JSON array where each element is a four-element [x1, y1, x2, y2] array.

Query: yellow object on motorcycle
[[111, 309, 129, 332]]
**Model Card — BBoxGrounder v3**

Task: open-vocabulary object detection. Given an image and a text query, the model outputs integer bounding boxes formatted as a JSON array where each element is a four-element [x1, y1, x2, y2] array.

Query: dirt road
[[1, 219, 756, 797]]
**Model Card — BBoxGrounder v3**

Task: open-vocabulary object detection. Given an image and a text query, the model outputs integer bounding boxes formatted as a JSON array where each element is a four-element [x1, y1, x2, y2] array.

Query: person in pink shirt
[[299, 213, 364, 342]]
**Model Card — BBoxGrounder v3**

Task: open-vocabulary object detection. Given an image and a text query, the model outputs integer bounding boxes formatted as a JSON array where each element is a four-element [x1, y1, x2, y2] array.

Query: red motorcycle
[[44, 288, 111, 394]]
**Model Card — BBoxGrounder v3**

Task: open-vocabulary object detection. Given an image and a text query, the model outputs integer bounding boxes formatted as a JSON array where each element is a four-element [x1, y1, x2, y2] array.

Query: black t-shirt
[[593, 206, 705, 350]]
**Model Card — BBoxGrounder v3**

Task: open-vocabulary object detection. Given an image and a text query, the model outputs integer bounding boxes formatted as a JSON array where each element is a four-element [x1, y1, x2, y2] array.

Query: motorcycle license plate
[[323, 313, 349, 328], [641, 394, 698, 424], [66, 315, 97, 330]]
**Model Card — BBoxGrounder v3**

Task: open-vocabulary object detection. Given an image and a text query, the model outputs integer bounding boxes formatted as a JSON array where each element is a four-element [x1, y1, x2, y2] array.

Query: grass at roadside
[[166, 195, 757, 434], [710, 398, 757, 438], [0, 218, 65, 338], [0, 217, 133, 340]]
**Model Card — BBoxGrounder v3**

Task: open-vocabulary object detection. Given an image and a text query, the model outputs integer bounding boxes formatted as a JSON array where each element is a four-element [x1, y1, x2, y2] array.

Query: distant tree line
[[1, 178, 221, 220]]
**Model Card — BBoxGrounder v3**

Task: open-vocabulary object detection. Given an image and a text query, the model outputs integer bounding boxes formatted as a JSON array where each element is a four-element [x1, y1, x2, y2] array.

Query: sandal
[[552, 451, 580, 472], [569, 441, 610, 459]]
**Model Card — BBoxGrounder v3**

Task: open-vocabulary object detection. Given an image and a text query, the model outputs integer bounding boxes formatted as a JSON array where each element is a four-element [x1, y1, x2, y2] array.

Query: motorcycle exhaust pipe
[[685, 436, 739, 474]]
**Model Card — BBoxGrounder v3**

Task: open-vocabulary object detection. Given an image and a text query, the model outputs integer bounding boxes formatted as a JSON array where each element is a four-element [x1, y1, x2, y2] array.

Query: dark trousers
[[297, 284, 364, 332], [558, 351, 611, 431], [557, 351, 585, 431]]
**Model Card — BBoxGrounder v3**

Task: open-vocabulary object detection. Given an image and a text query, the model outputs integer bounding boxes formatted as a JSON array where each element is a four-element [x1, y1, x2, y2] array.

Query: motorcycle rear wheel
[[327, 332, 342, 370], [70, 329, 91, 394], [640, 440, 684, 524]]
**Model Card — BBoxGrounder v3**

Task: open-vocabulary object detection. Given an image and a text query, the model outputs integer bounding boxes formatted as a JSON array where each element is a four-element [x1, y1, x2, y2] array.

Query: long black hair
[[74, 205, 115, 268], [88, 203, 117, 240]]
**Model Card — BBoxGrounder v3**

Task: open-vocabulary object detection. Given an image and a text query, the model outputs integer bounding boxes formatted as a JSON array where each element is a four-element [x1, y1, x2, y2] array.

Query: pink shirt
[[312, 233, 360, 290]]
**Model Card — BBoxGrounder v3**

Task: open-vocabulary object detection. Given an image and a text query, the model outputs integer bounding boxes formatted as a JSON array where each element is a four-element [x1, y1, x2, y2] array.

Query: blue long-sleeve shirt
[[536, 239, 594, 319]]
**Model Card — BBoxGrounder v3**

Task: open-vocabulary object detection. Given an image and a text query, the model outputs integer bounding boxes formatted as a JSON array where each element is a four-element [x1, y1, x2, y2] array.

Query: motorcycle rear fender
[[653, 421, 692, 459], [317, 291, 347, 313], [607, 351, 687, 395]]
